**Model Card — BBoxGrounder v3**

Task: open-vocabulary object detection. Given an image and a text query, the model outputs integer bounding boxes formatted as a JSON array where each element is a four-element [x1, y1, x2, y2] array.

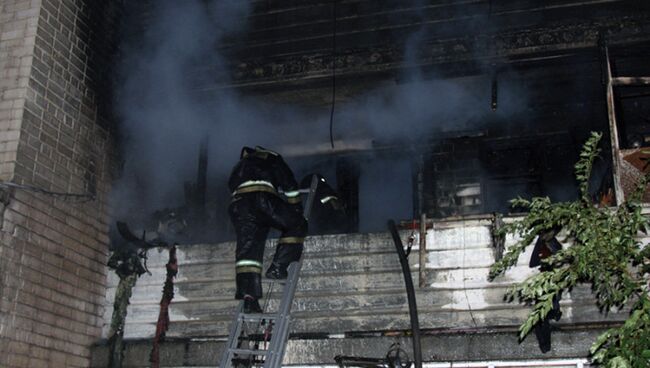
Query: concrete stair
[[92, 216, 628, 366]]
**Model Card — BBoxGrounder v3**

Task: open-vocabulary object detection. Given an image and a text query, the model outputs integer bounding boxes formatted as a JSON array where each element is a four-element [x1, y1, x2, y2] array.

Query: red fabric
[[150, 246, 178, 368]]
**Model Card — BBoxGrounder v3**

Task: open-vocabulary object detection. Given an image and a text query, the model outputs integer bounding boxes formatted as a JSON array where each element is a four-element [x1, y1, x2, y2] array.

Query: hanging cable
[[0, 181, 95, 202], [491, 70, 498, 111], [329, 0, 338, 149]]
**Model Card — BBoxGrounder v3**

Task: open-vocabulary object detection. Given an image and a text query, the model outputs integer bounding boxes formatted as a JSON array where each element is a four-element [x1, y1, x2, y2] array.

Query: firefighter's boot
[[243, 295, 262, 314]]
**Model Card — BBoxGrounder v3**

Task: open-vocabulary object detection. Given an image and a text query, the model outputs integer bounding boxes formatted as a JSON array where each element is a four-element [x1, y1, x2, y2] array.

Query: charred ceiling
[[188, 0, 650, 100]]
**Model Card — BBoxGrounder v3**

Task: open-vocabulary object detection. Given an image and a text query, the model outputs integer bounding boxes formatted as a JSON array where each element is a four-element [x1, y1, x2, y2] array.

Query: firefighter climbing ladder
[[219, 175, 319, 368]]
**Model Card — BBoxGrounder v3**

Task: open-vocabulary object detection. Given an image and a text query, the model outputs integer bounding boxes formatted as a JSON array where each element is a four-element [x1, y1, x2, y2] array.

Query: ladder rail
[[263, 261, 302, 368], [303, 174, 319, 221], [271, 313, 292, 368], [266, 174, 317, 368], [219, 301, 245, 368]]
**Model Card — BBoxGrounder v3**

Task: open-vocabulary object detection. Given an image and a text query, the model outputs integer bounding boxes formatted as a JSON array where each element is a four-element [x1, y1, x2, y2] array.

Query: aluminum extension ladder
[[219, 175, 319, 368]]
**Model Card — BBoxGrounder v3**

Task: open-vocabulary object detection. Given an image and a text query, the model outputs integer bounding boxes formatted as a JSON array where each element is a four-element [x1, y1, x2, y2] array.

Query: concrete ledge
[[91, 326, 609, 367]]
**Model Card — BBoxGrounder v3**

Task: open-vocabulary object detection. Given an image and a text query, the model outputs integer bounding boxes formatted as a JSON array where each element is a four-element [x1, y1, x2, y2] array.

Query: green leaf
[[609, 356, 631, 368], [591, 330, 612, 354]]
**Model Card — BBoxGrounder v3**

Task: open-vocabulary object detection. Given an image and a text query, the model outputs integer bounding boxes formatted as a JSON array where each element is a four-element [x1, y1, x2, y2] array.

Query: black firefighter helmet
[[240, 145, 280, 159]]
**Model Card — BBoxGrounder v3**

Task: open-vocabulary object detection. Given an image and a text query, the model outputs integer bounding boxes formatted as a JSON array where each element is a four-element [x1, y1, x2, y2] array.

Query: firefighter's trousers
[[228, 192, 307, 299]]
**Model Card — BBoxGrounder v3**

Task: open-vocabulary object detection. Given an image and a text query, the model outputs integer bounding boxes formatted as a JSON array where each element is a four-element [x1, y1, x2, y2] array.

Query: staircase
[[92, 216, 629, 367]]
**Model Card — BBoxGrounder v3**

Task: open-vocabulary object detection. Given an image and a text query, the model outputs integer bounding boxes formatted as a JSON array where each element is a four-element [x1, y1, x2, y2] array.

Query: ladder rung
[[221, 261, 302, 368], [241, 313, 277, 321], [231, 357, 265, 365], [262, 278, 286, 285], [231, 348, 269, 355]]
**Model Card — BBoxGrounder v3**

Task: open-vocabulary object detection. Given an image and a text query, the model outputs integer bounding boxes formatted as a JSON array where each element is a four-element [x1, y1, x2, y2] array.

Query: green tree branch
[[488, 132, 650, 367]]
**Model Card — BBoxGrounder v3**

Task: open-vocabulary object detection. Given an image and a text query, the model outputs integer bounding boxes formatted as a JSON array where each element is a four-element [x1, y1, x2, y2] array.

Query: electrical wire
[[0, 181, 95, 202], [329, 0, 338, 149]]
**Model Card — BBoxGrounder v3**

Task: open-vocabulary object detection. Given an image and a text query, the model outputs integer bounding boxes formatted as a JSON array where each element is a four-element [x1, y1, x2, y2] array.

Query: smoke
[[337, 75, 527, 142], [111, 0, 532, 231], [113, 0, 288, 220], [327, 0, 531, 230], [331, 0, 529, 144]]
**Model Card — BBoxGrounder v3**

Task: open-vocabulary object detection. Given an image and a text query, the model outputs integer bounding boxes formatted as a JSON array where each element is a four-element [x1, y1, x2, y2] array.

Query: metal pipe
[[197, 137, 209, 209], [419, 213, 427, 288], [284, 320, 624, 340], [417, 153, 424, 216], [604, 46, 625, 206]]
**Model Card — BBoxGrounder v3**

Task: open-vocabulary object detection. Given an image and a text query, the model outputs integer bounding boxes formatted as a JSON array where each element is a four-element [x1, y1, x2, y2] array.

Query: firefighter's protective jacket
[[229, 146, 301, 204]]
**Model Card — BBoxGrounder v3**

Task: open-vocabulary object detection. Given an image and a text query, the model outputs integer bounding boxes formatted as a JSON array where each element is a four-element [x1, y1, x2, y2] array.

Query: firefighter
[[228, 146, 307, 313]]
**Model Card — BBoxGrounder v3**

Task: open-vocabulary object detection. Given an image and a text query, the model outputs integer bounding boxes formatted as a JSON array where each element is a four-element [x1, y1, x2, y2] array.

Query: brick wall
[[0, 0, 122, 367], [0, 0, 38, 180]]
